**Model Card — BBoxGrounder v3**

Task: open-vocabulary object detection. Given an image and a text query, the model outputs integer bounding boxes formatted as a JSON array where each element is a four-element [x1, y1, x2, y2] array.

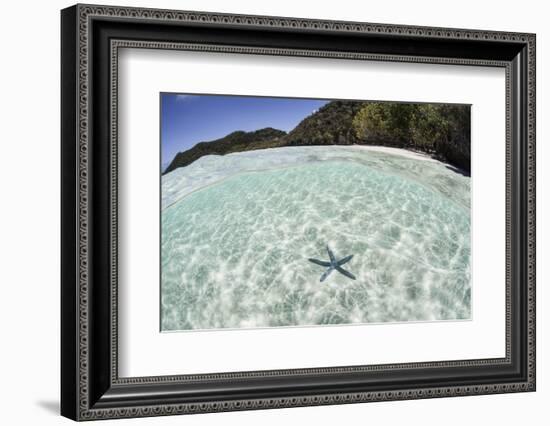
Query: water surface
[[161, 146, 471, 331]]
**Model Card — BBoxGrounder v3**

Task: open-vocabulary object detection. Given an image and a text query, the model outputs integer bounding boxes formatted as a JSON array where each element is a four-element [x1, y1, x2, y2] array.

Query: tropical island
[[161, 95, 472, 331], [163, 100, 470, 175]]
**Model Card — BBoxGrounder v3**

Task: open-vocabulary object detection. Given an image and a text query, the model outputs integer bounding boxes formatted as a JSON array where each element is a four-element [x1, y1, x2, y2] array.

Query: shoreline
[[162, 144, 470, 211], [348, 145, 439, 163], [164, 144, 443, 178]]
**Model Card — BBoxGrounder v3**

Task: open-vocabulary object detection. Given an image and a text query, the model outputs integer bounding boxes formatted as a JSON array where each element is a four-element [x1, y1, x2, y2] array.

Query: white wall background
[[0, 0, 547, 424]]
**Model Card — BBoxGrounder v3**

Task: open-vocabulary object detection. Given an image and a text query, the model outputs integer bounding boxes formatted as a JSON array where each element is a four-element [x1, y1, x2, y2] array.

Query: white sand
[[352, 145, 438, 162]]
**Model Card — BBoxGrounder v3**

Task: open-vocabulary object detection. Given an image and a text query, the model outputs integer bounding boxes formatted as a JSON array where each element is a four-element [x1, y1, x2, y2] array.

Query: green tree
[[352, 102, 415, 146], [409, 104, 450, 151], [352, 102, 470, 171]]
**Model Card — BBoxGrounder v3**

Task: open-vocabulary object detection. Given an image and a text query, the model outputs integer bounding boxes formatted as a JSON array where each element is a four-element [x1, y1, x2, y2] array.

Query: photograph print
[[160, 93, 471, 332]]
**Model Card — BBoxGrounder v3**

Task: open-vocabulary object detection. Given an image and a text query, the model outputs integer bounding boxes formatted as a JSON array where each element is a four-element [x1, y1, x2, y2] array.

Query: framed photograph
[[61, 4, 536, 421]]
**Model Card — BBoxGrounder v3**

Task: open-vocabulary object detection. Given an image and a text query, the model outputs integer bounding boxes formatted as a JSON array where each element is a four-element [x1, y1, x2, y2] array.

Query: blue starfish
[[308, 246, 356, 282]]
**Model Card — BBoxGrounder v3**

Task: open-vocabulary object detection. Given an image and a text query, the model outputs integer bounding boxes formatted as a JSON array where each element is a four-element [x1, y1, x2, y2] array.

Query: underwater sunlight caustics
[[160, 94, 471, 332]]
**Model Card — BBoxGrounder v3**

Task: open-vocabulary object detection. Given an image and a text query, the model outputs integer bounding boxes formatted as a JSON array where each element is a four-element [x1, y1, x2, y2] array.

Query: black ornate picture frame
[[61, 4, 536, 421]]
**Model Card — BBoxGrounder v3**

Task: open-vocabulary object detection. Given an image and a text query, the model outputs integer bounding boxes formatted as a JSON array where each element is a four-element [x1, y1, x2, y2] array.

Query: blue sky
[[161, 94, 328, 165]]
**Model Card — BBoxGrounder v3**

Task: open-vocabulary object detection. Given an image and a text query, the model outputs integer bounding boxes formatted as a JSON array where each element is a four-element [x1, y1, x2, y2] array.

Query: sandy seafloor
[[161, 145, 471, 331]]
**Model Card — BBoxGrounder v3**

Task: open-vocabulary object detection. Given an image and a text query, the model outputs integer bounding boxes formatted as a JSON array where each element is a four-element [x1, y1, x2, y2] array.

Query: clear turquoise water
[[161, 146, 471, 331]]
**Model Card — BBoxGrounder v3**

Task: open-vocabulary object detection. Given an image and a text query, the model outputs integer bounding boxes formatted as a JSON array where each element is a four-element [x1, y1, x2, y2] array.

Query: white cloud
[[175, 94, 194, 102]]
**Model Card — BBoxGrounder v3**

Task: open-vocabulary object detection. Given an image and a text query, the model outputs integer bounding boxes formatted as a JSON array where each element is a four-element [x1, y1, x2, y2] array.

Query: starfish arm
[[336, 266, 356, 280], [308, 258, 331, 267], [336, 254, 354, 266], [326, 246, 336, 264], [320, 267, 334, 282]]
